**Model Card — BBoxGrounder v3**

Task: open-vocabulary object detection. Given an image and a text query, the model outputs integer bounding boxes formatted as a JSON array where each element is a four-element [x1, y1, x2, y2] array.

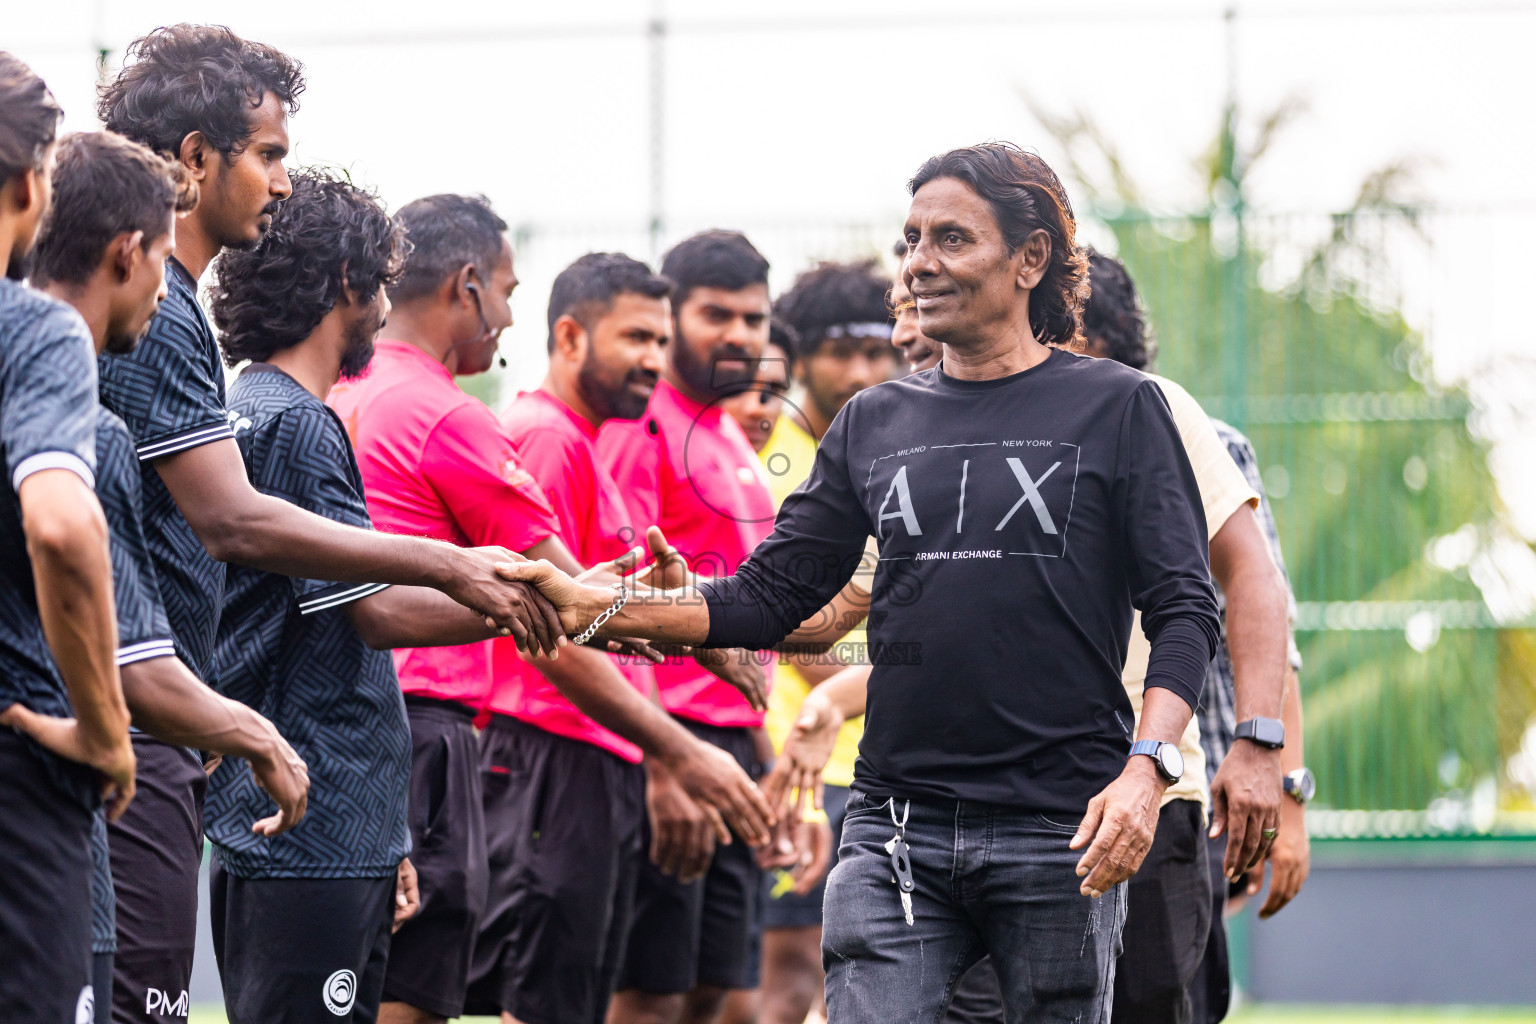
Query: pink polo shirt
[[326, 339, 560, 706], [492, 389, 654, 762], [598, 378, 776, 728]]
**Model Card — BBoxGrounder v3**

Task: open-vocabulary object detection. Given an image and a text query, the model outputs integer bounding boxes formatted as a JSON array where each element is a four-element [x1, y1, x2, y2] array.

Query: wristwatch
[[1129, 740, 1184, 784], [1234, 716, 1286, 749], [1283, 767, 1316, 805]]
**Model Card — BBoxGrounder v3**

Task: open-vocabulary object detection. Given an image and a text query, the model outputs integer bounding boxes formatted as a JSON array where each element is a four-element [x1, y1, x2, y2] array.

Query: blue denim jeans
[[822, 790, 1127, 1023]]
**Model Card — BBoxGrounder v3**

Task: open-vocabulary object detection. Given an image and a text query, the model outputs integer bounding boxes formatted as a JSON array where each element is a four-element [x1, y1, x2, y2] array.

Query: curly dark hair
[[0, 52, 62, 182], [98, 24, 304, 159], [209, 168, 406, 367], [31, 132, 197, 287], [1081, 249, 1155, 371], [773, 260, 892, 362], [909, 142, 1088, 349]]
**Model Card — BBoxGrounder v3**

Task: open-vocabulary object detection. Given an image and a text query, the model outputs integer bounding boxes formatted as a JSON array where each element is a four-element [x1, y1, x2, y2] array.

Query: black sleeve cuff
[[700, 570, 799, 650], [1142, 615, 1215, 714]]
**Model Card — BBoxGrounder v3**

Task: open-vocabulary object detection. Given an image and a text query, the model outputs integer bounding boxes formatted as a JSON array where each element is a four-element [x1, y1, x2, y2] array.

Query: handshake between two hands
[[471, 526, 770, 713]]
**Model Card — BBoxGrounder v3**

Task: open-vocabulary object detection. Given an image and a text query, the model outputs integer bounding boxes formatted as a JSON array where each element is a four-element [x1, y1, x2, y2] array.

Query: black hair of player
[[30, 132, 197, 288], [546, 251, 673, 354], [769, 317, 799, 372], [98, 25, 305, 160], [909, 142, 1088, 349], [0, 52, 62, 183], [210, 168, 406, 366], [773, 260, 892, 362], [659, 230, 769, 309], [390, 193, 508, 304], [1081, 248, 1155, 371]]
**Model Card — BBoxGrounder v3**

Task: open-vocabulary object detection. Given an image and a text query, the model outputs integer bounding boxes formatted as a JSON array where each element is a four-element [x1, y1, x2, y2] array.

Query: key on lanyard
[[882, 799, 914, 926]]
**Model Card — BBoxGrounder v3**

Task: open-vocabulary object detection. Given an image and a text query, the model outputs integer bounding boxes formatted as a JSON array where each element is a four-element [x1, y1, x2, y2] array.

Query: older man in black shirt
[[504, 143, 1221, 1023]]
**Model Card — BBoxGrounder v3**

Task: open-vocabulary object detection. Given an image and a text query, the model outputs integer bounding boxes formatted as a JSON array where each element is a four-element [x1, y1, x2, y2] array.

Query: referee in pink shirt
[[330, 201, 772, 1024], [600, 232, 780, 1024]]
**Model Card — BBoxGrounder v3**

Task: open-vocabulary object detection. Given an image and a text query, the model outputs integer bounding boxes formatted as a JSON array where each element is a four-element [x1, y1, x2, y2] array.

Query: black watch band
[[1233, 716, 1286, 749]]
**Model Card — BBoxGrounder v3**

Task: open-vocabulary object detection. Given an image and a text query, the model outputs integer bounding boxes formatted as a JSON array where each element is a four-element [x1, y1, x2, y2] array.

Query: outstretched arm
[[154, 439, 563, 655]]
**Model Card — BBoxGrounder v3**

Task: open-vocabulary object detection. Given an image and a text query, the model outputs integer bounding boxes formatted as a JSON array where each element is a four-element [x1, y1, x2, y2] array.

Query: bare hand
[[762, 693, 842, 823], [393, 857, 420, 932], [668, 737, 775, 848], [646, 760, 725, 883], [590, 636, 666, 664], [1209, 741, 1283, 880], [795, 819, 835, 896], [453, 546, 567, 659], [1, 703, 136, 821], [1069, 759, 1164, 897], [248, 730, 310, 836], [692, 647, 768, 712], [1247, 797, 1310, 918], [632, 526, 692, 591], [494, 558, 613, 636]]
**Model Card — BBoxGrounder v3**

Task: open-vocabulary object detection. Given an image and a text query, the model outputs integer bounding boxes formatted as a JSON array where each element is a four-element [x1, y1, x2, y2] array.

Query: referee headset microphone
[[452, 276, 508, 369]]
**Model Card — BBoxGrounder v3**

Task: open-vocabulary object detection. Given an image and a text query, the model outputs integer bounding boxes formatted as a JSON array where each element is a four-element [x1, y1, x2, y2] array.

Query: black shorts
[[1112, 799, 1211, 1024], [381, 697, 487, 1019], [465, 715, 646, 1024], [209, 857, 395, 1023], [0, 728, 94, 1024], [617, 719, 761, 994], [108, 735, 206, 1024], [761, 783, 850, 931]]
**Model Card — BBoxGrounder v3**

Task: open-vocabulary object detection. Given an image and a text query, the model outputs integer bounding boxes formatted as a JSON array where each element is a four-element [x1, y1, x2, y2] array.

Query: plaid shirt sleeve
[[1201, 419, 1303, 781]]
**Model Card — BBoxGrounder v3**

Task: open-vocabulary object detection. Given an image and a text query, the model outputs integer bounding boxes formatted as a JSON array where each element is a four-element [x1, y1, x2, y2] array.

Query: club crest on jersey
[[323, 969, 357, 1016], [500, 457, 534, 490]]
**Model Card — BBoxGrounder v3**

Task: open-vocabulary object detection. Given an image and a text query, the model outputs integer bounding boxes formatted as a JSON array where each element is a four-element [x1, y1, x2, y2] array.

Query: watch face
[[1160, 744, 1184, 781]]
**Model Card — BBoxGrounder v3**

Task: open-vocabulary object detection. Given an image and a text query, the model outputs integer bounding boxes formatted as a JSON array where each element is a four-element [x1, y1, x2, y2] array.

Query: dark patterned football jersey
[[0, 279, 100, 810], [98, 258, 234, 683], [90, 406, 182, 952], [209, 365, 410, 879]]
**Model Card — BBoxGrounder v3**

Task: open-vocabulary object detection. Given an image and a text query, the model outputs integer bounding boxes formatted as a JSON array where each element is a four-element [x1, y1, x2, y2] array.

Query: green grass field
[[188, 1006, 1536, 1024]]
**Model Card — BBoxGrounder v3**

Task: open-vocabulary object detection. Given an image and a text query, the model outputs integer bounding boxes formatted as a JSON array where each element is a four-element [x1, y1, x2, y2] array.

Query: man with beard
[[329, 210, 772, 1024], [723, 319, 794, 454], [207, 168, 569, 1023], [97, 28, 563, 1023], [468, 252, 767, 1024], [0, 54, 134, 1024], [598, 231, 780, 1024], [29, 129, 311, 1024]]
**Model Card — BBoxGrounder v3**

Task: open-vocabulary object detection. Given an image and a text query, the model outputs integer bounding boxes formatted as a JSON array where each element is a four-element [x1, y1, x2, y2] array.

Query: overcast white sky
[[11, 0, 1536, 536]]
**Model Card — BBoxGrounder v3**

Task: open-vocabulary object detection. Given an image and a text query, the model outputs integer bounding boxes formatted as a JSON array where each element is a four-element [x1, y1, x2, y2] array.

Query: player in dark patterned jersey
[[30, 130, 315, 1024], [94, 27, 564, 1021], [0, 53, 136, 1024], [203, 168, 570, 1023]]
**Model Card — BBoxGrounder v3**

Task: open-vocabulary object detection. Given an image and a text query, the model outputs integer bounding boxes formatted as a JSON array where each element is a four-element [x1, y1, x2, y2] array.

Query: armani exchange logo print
[[868, 439, 1080, 559]]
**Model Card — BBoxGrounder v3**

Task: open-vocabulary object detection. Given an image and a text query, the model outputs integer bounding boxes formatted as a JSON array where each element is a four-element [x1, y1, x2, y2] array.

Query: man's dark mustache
[[626, 369, 659, 388]]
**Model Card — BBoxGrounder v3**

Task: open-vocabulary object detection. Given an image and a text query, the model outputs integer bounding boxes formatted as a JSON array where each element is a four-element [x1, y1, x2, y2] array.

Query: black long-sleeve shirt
[[701, 349, 1220, 813]]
